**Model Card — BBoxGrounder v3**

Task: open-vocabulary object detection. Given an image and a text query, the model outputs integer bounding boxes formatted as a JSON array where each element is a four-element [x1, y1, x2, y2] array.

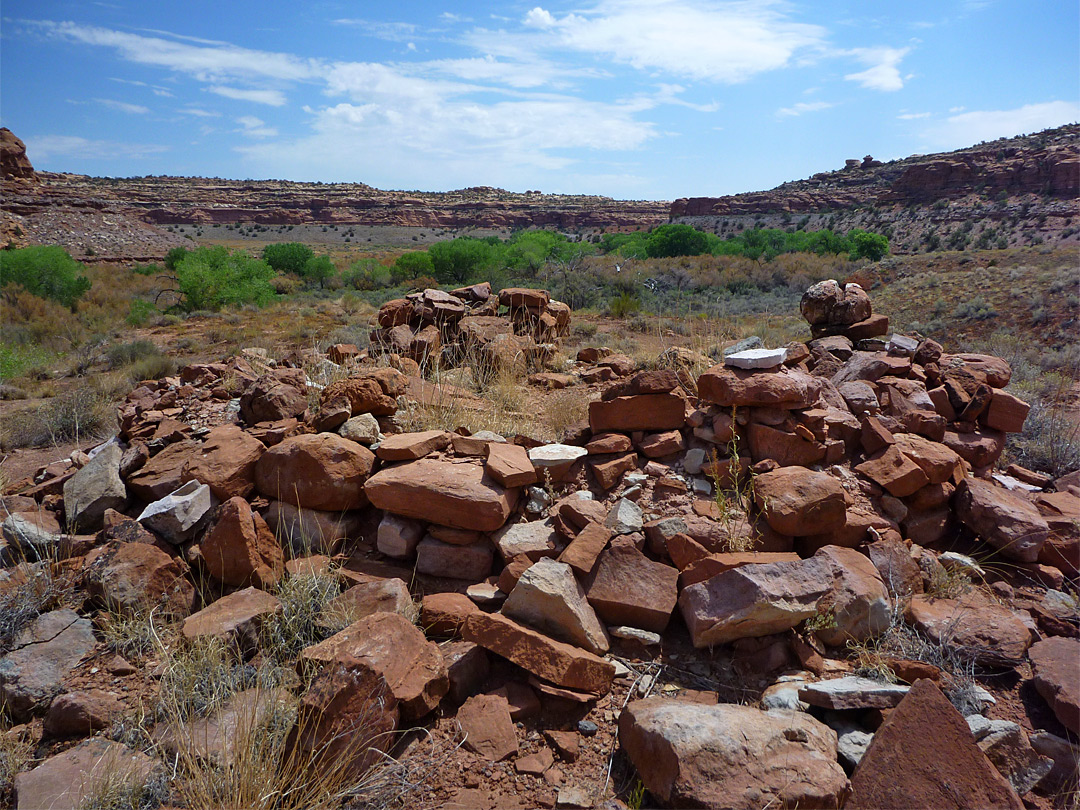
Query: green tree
[[0, 245, 91, 308], [392, 251, 435, 283], [848, 229, 889, 261], [645, 224, 709, 258], [428, 238, 494, 284], [175, 246, 276, 311], [262, 242, 314, 275], [301, 255, 335, 287], [164, 246, 189, 271]]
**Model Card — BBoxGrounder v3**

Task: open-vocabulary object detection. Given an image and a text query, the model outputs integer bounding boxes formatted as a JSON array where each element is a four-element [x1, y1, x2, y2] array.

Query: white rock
[[723, 348, 787, 370], [798, 676, 910, 709], [377, 512, 425, 558], [503, 558, 610, 654], [492, 518, 558, 563], [886, 334, 919, 355], [939, 551, 986, 577], [137, 480, 212, 544], [609, 626, 662, 646], [691, 477, 713, 496], [838, 729, 873, 767], [604, 498, 643, 535], [991, 473, 1043, 493], [683, 448, 707, 475], [528, 444, 588, 466], [338, 413, 380, 445]]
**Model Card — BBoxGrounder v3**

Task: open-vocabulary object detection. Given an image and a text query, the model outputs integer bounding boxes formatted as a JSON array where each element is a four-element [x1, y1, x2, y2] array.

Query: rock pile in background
[[2, 280, 1077, 810]]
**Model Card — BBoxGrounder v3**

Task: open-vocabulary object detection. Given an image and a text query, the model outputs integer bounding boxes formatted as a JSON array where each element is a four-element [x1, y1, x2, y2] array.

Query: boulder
[[485, 443, 537, 488], [181, 587, 282, 657], [493, 517, 558, 563], [376, 430, 451, 461], [201, 496, 283, 589], [984, 389, 1030, 433], [855, 446, 929, 498], [697, 365, 821, 409], [848, 679, 1023, 809], [338, 413, 381, 445], [0, 609, 96, 721], [137, 480, 213, 544], [956, 478, 1049, 563], [678, 557, 831, 647], [321, 368, 406, 416], [365, 459, 517, 532], [415, 536, 493, 580], [463, 611, 615, 695], [322, 579, 413, 628], [125, 439, 198, 501], [376, 512, 425, 558], [813, 545, 891, 647], [457, 693, 518, 761], [586, 544, 679, 634], [943, 426, 1006, 469], [558, 522, 612, 577], [421, 592, 480, 637], [43, 689, 123, 739], [255, 433, 374, 512], [14, 738, 157, 810], [906, 592, 1032, 667], [262, 500, 360, 555], [180, 424, 264, 499], [300, 612, 448, 720], [240, 374, 308, 425], [619, 698, 849, 809], [968, 716, 1055, 797], [62, 442, 127, 531], [84, 540, 195, 617], [892, 432, 962, 484], [588, 394, 686, 433], [753, 467, 846, 536], [503, 558, 610, 654], [1029, 637, 1080, 734]]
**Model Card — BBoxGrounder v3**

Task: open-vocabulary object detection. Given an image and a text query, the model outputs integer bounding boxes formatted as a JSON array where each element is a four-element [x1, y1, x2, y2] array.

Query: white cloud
[[179, 107, 220, 117], [524, 7, 557, 28], [924, 101, 1080, 149], [207, 85, 287, 106], [94, 98, 149, 114], [235, 115, 278, 138], [776, 100, 835, 117], [843, 46, 910, 91], [25, 134, 167, 161], [897, 111, 930, 120], [474, 0, 827, 84]]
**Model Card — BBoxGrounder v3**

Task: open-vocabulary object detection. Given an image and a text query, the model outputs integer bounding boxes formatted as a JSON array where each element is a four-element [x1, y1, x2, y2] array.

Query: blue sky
[[2, 1, 1077, 200]]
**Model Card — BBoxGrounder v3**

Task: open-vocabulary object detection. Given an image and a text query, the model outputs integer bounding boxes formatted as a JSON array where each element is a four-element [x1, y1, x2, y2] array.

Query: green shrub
[[263, 242, 314, 275], [164, 246, 189, 271], [301, 254, 335, 287], [0, 245, 91, 308], [106, 339, 160, 369], [342, 259, 392, 290], [429, 237, 495, 283], [608, 291, 642, 318], [645, 224, 709, 258], [392, 250, 435, 283], [848, 229, 889, 261], [125, 300, 157, 326], [174, 246, 277, 311]]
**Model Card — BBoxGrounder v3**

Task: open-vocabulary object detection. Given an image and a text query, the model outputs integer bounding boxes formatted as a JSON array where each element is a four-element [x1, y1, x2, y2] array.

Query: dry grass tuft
[[262, 570, 342, 667]]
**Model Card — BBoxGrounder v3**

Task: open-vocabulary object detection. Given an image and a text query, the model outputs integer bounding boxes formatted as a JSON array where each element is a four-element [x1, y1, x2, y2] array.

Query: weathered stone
[[322, 368, 406, 416], [377, 512, 425, 558], [43, 689, 123, 739], [442, 640, 489, 703], [415, 536, 493, 581], [956, 478, 1048, 563], [855, 446, 929, 498], [943, 426, 1006, 469], [365, 459, 517, 532], [240, 374, 307, 424], [263, 500, 360, 555], [63, 442, 126, 532], [493, 517, 558, 563], [463, 611, 615, 695], [181, 587, 282, 657], [968, 716, 1054, 797], [300, 612, 448, 720], [848, 679, 1023, 810], [458, 693, 519, 761], [588, 394, 686, 433], [338, 412, 381, 445], [753, 467, 846, 536], [892, 432, 962, 484], [0, 609, 96, 721], [558, 522, 612, 577], [590, 452, 638, 489], [813, 545, 891, 647], [724, 347, 788, 370], [619, 697, 849, 809], [746, 422, 826, 467], [638, 430, 685, 458], [1029, 637, 1080, 734], [322, 579, 413, 629], [906, 592, 1032, 667], [84, 540, 195, 617], [376, 430, 451, 461], [137, 480, 213, 544], [604, 498, 643, 535], [485, 443, 537, 488], [984, 389, 1030, 433], [181, 424, 264, 499], [698, 365, 821, 409], [586, 544, 678, 634], [678, 557, 831, 647], [504, 558, 610, 654], [421, 592, 480, 637], [799, 676, 910, 709], [255, 433, 374, 512], [202, 496, 283, 589], [14, 738, 156, 810]]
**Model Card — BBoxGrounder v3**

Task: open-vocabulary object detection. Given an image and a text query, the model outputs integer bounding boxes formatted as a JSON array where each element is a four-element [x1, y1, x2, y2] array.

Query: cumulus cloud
[[924, 101, 1080, 149], [235, 115, 278, 138], [843, 46, 910, 91]]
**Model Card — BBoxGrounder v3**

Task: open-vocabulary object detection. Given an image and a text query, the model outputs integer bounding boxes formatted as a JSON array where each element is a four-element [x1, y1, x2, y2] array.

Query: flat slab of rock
[[698, 365, 820, 408], [724, 347, 787, 370], [588, 394, 686, 433], [619, 697, 849, 809], [376, 430, 451, 461], [181, 587, 282, 657], [1029, 637, 1080, 734], [14, 738, 156, 810], [485, 443, 537, 487], [848, 679, 1023, 809], [463, 611, 614, 695], [799, 676, 910, 710], [255, 433, 374, 512], [0, 609, 96, 721], [679, 557, 830, 647], [181, 423, 264, 499], [365, 459, 517, 532], [62, 442, 127, 532], [753, 467, 846, 536]]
